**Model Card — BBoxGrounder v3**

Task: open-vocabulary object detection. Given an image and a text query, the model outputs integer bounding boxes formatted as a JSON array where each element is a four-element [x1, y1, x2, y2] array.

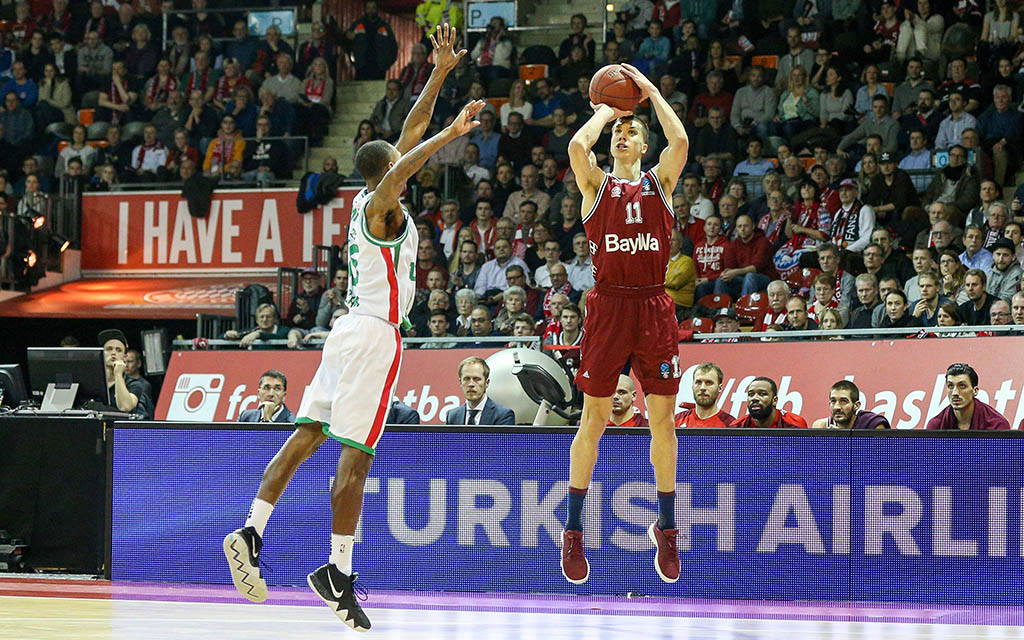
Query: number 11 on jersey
[[625, 201, 643, 225]]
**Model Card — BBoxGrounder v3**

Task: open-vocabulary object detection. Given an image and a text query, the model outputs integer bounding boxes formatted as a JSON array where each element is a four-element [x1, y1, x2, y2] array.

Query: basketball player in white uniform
[[222, 25, 484, 632]]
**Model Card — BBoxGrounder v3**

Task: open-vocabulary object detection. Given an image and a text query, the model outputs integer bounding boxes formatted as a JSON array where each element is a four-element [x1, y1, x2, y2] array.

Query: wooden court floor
[[1, 577, 1023, 639]]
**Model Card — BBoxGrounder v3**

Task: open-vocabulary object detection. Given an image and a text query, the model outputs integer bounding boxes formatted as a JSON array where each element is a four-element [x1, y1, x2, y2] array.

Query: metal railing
[[172, 335, 541, 348]]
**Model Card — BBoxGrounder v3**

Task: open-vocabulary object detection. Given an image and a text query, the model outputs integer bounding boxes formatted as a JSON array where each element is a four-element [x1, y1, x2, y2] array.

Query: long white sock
[[244, 498, 274, 538], [330, 534, 354, 575]]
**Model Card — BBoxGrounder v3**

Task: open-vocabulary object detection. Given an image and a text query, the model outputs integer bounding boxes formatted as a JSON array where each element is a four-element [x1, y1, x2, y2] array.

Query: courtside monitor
[[27, 348, 109, 411], [0, 364, 28, 408]]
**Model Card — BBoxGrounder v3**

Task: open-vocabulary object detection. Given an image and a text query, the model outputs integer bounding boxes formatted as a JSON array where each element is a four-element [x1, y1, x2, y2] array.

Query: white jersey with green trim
[[346, 187, 419, 326]]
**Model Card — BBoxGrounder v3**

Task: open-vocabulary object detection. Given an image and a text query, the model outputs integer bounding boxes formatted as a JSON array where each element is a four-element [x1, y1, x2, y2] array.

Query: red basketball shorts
[[575, 287, 681, 397]]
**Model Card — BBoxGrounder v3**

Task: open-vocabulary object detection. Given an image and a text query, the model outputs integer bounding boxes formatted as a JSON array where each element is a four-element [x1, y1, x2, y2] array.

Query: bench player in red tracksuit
[[560, 64, 690, 585]]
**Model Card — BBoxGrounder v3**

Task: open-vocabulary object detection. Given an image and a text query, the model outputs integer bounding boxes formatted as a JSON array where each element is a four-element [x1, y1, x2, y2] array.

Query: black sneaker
[[307, 563, 371, 632], [223, 526, 268, 603]]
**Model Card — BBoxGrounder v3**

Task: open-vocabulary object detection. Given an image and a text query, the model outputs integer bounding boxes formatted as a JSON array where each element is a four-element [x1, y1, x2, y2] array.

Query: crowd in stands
[[337, 0, 1024, 360], [0, 0, 342, 196]]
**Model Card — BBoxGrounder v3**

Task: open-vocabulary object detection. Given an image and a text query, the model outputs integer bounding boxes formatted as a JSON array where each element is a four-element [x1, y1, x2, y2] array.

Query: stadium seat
[[785, 267, 820, 297], [81, 91, 100, 109], [725, 55, 742, 67], [86, 121, 110, 141], [77, 108, 95, 126], [519, 45, 558, 68], [519, 64, 548, 83], [800, 156, 816, 171], [489, 77, 514, 98], [882, 82, 894, 96], [698, 293, 732, 309], [488, 96, 509, 112], [735, 292, 770, 324], [681, 316, 713, 334]]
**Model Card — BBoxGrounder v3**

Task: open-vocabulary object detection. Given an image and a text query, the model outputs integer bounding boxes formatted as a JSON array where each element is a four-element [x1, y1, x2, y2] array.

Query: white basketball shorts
[[296, 313, 402, 455]]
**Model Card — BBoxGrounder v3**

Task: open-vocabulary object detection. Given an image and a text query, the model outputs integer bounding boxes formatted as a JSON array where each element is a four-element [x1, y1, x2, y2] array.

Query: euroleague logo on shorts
[[660, 362, 672, 379]]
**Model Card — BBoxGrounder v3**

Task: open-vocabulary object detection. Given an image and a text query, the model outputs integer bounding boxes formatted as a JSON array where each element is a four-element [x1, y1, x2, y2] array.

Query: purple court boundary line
[[7, 578, 1020, 627]]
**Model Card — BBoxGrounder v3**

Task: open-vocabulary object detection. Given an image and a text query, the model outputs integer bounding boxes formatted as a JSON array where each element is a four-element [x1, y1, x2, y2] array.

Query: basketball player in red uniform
[[674, 362, 734, 427], [561, 64, 689, 584]]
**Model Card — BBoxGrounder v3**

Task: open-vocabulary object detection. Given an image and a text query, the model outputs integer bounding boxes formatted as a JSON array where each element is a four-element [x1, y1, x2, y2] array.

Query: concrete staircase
[[306, 80, 386, 177]]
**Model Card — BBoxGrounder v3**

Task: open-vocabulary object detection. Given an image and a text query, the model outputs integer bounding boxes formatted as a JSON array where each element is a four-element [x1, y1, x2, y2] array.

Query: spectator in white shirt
[[534, 239, 569, 288], [566, 232, 595, 291]]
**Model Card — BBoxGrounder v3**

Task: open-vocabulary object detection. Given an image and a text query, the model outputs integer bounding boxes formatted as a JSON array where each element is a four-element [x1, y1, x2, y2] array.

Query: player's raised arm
[[366, 100, 485, 231], [568, 103, 625, 197], [394, 23, 467, 154], [620, 64, 688, 195]]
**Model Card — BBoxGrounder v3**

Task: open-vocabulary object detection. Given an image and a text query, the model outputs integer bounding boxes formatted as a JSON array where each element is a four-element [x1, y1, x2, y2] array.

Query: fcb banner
[[80, 188, 363, 275], [157, 336, 1024, 428]]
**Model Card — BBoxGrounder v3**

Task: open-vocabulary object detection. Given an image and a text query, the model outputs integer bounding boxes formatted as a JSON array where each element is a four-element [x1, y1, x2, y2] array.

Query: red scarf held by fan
[[305, 77, 326, 103], [209, 134, 239, 173], [543, 282, 572, 318], [147, 73, 177, 105], [135, 141, 162, 170]]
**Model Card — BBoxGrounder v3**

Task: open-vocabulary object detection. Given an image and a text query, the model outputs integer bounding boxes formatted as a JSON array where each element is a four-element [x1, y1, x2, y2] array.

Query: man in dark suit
[[445, 356, 515, 425], [387, 400, 420, 424], [238, 369, 297, 423]]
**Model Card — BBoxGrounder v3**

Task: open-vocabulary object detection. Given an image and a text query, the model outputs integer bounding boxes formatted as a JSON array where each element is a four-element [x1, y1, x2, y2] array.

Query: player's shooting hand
[[447, 100, 485, 137], [430, 23, 466, 74], [618, 64, 655, 103], [591, 101, 633, 120]]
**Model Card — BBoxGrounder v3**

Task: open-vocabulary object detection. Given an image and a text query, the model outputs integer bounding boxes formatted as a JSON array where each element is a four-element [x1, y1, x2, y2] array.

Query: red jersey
[[608, 409, 650, 427], [675, 405, 735, 428], [583, 170, 674, 290], [731, 410, 808, 429], [694, 236, 729, 280]]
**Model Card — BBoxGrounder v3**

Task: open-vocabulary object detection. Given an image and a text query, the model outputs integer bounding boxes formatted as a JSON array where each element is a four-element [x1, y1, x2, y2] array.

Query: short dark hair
[[505, 264, 525, 277], [354, 139, 396, 181], [885, 289, 908, 305], [964, 268, 987, 286], [259, 369, 288, 390], [871, 94, 889, 108], [613, 115, 649, 143], [830, 380, 860, 401], [946, 363, 978, 387], [750, 376, 778, 397], [561, 302, 581, 318]]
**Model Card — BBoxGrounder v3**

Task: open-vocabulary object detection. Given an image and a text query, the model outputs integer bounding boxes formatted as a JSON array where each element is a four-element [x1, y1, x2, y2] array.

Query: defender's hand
[[430, 23, 466, 74], [447, 100, 485, 137]]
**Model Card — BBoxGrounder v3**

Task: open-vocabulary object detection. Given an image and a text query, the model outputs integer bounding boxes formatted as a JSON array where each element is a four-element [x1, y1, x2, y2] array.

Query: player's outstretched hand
[[429, 23, 466, 74], [590, 100, 633, 120], [447, 100, 485, 137], [618, 64, 657, 103]]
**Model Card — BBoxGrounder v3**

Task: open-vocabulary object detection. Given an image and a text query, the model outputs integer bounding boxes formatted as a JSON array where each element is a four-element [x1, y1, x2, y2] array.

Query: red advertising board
[[80, 188, 363, 275], [157, 337, 1024, 428]]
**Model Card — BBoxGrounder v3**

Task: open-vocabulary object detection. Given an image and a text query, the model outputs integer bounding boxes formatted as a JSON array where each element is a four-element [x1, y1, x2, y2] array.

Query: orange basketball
[[588, 65, 642, 112]]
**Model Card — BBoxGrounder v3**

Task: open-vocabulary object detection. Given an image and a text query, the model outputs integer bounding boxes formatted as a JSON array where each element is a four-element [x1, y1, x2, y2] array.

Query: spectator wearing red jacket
[[731, 377, 808, 428], [694, 214, 729, 300], [713, 213, 774, 298]]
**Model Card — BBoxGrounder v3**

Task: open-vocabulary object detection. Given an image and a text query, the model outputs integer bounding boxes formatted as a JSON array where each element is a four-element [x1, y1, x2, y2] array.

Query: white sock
[[244, 498, 274, 538], [330, 534, 354, 575]]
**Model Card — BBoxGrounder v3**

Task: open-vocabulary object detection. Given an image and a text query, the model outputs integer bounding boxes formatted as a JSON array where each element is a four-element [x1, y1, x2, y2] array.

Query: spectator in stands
[[601, 375, 648, 427], [493, 285, 527, 335], [681, 174, 713, 221], [692, 107, 738, 175], [123, 349, 153, 401], [464, 304, 504, 348], [504, 164, 550, 220], [2, 62, 36, 108], [693, 214, 729, 300], [297, 57, 333, 146], [939, 58, 981, 114], [784, 291, 817, 332], [986, 238, 1022, 301], [903, 246, 934, 300], [415, 238, 448, 290], [124, 24, 158, 81], [224, 21, 258, 74], [960, 225, 994, 272], [892, 59, 933, 120], [926, 363, 1009, 430], [666, 229, 696, 316], [534, 239, 568, 288], [129, 123, 171, 182], [849, 273, 880, 328], [731, 377, 808, 428], [672, 362, 733, 427], [316, 267, 348, 329], [447, 356, 515, 424], [989, 299, 1012, 326], [470, 17, 512, 88], [0, 92, 31, 159], [262, 53, 303, 104], [733, 138, 774, 177], [95, 126, 131, 178], [716, 213, 772, 298], [419, 309, 457, 348], [689, 71, 733, 128], [212, 59, 250, 112], [182, 51, 218, 105], [776, 26, 815, 91], [253, 25, 293, 81], [241, 116, 285, 184], [370, 79, 411, 143], [467, 110, 499, 171], [499, 111, 533, 171], [968, 182, 1004, 233], [527, 78, 565, 128], [910, 271, 949, 327], [184, 88, 219, 148], [959, 269, 995, 325], [152, 90, 188, 145], [731, 66, 776, 139], [166, 26, 192, 77], [475, 237, 526, 300], [866, 152, 919, 226], [838, 95, 898, 158], [56, 125, 95, 178], [451, 288, 477, 336], [809, 272, 848, 326], [899, 130, 932, 178], [830, 179, 874, 254], [880, 289, 923, 329], [895, 0, 944, 64], [99, 329, 154, 419], [97, 60, 137, 126], [345, 3, 396, 81], [1012, 291, 1024, 325], [977, 85, 1023, 187], [224, 303, 290, 348], [566, 233, 594, 292], [203, 115, 245, 177], [559, 14, 596, 66], [296, 20, 336, 78], [935, 93, 977, 150], [632, 18, 670, 78], [772, 66, 818, 140], [812, 380, 890, 429], [750, 280, 787, 331], [238, 370, 295, 423], [88, 163, 119, 192], [37, 63, 74, 127], [77, 31, 112, 94], [940, 245, 972, 303], [457, 143, 487, 185], [542, 108, 573, 168]]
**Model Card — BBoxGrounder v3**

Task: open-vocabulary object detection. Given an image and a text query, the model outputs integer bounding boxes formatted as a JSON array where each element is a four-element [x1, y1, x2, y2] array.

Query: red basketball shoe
[[648, 523, 680, 583], [560, 530, 590, 584]]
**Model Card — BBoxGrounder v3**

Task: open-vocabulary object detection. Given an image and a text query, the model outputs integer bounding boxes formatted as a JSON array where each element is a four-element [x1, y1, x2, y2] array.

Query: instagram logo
[[168, 374, 225, 421]]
